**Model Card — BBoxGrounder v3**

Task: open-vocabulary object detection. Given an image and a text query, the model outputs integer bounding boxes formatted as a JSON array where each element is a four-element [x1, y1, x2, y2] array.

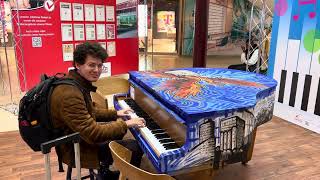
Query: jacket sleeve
[[58, 86, 127, 144], [93, 107, 118, 122]]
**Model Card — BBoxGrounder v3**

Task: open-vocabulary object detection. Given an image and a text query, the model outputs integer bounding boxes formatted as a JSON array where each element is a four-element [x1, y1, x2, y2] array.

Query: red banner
[[12, 0, 138, 91]]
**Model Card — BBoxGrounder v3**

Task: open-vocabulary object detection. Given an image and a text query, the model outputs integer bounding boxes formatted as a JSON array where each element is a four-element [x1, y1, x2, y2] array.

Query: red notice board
[[12, 0, 138, 91]]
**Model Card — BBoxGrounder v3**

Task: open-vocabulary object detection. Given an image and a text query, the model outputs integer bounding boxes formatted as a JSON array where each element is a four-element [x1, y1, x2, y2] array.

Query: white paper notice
[[95, 5, 105, 22], [138, 5, 148, 37], [106, 6, 115, 22], [96, 24, 106, 40], [73, 3, 84, 21], [85, 4, 95, 21], [106, 24, 115, 39], [61, 24, 73, 41], [99, 42, 106, 50], [62, 44, 74, 61], [107, 41, 116, 57], [60, 2, 72, 21], [100, 62, 111, 78], [85, 24, 96, 40], [74, 24, 85, 41]]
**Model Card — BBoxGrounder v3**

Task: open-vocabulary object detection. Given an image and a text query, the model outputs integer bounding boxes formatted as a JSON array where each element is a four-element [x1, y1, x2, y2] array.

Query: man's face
[[76, 55, 103, 82]]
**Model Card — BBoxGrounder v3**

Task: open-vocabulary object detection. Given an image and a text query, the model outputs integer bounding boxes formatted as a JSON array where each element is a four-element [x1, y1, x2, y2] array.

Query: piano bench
[[109, 141, 176, 180]]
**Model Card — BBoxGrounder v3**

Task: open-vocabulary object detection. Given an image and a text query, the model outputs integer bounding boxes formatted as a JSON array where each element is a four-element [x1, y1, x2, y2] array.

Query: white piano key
[[283, 40, 301, 105]]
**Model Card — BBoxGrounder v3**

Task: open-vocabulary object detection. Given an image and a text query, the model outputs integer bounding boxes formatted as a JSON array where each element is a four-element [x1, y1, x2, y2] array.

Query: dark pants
[[228, 63, 257, 72], [98, 139, 143, 168]]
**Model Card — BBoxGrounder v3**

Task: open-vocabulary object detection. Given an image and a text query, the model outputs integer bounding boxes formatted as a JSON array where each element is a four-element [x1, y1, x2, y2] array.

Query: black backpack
[[18, 73, 86, 151]]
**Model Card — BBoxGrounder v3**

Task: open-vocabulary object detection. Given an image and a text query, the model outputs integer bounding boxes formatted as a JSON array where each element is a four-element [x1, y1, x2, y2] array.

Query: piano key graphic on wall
[[314, 78, 320, 115], [283, 40, 301, 105], [278, 71, 320, 116], [278, 70, 287, 103], [289, 72, 299, 107], [301, 75, 312, 111]]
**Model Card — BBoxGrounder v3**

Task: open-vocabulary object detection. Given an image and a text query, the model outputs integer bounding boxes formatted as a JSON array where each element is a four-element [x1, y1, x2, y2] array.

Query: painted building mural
[[269, 0, 320, 133]]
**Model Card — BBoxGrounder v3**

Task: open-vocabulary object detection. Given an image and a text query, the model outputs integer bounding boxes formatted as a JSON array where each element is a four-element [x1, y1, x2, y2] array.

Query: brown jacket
[[51, 70, 127, 168]]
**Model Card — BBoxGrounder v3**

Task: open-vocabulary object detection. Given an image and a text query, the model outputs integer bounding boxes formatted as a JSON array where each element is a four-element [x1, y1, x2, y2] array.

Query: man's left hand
[[117, 108, 134, 117]]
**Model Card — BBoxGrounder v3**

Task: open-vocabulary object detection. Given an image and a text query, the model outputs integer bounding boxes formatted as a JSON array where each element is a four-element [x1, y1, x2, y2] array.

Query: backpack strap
[[52, 79, 91, 107]]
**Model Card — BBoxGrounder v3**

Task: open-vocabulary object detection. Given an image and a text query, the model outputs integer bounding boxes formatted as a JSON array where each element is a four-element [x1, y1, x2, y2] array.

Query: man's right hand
[[125, 118, 146, 128]]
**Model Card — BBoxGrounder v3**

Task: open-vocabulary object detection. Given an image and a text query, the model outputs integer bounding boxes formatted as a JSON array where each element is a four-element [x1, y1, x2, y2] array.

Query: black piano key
[[154, 133, 171, 139], [163, 143, 179, 150], [151, 129, 165, 133], [289, 72, 299, 107], [159, 138, 174, 143], [301, 74, 312, 111], [278, 70, 287, 103]]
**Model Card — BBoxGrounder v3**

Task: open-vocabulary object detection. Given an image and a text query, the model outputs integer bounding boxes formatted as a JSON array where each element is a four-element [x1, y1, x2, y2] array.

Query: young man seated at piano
[[50, 42, 146, 179]]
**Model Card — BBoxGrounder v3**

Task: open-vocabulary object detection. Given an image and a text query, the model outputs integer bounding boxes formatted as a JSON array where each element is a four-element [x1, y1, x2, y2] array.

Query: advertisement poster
[[85, 24, 96, 40], [95, 5, 105, 21], [106, 5, 115, 22], [62, 44, 74, 61], [96, 24, 106, 40], [116, 0, 137, 38], [60, 2, 72, 21], [106, 24, 115, 39], [85, 4, 95, 21], [61, 24, 73, 41], [107, 41, 116, 56], [157, 11, 175, 33], [73, 3, 84, 21], [74, 24, 85, 41]]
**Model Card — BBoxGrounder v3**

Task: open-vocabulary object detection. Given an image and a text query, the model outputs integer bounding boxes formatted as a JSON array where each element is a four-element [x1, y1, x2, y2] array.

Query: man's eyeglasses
[[87, 63, 103, 70]]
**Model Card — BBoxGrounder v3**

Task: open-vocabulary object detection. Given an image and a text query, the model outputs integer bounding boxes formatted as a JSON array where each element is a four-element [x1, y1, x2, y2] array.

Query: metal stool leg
[[66, 166, 72, 180]]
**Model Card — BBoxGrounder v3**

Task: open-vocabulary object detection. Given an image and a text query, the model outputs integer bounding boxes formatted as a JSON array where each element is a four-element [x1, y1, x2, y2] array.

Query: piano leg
[[242, 127, 257, 164]]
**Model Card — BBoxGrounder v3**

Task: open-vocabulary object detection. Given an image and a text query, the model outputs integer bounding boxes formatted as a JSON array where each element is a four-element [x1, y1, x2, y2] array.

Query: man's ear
[[75, 62, 80, 69]]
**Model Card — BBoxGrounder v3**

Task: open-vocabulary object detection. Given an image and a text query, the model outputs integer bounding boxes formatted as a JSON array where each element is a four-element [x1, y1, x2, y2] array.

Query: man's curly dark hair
[[73, 42, 108, 68]]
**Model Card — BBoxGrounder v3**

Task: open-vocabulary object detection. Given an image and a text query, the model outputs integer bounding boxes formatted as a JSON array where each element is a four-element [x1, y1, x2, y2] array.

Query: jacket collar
[[68, 69, 97, 92]]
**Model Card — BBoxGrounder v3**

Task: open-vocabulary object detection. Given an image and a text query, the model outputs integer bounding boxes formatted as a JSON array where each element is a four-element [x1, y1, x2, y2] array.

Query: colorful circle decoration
[[275, 0, 288, 16], [304, 29, 320, 53]]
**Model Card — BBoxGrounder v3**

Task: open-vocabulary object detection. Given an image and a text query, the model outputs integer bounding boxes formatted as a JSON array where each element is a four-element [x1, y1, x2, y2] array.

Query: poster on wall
[[73, 3, 84, 21], [106, 24, 115, 39], [116, 0, 137, 38], [74, 24, 85, 41], [99, 42, 107, 50], [100, 62, 111, 78], [96, 5, 105, 21], [96, 24, 106, 40], [85, 4, 95, 21], [62, 44, 74, 61], [107, 41, 116, 56], [61, 24, 73, 41], [106, 6, 115, 22], [85, 24, 96, 40], [60, 2, 72, 21], [157, 11, 175, 33]]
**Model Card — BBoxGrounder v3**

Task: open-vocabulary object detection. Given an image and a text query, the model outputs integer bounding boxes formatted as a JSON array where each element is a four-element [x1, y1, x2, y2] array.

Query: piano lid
[[129, 68, 277, 121]]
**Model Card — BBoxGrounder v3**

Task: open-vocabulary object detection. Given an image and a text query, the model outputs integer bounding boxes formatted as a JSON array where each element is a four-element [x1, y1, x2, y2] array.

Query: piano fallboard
[[114, 68, 277, 174]]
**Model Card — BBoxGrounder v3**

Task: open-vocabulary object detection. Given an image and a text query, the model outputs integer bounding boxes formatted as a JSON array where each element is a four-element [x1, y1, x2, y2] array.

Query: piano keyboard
[[118, 99, 180, 157]]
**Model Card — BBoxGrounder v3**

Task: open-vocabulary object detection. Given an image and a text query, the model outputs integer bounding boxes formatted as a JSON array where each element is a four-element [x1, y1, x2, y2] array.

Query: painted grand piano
[[113, 68, 277, 174]]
